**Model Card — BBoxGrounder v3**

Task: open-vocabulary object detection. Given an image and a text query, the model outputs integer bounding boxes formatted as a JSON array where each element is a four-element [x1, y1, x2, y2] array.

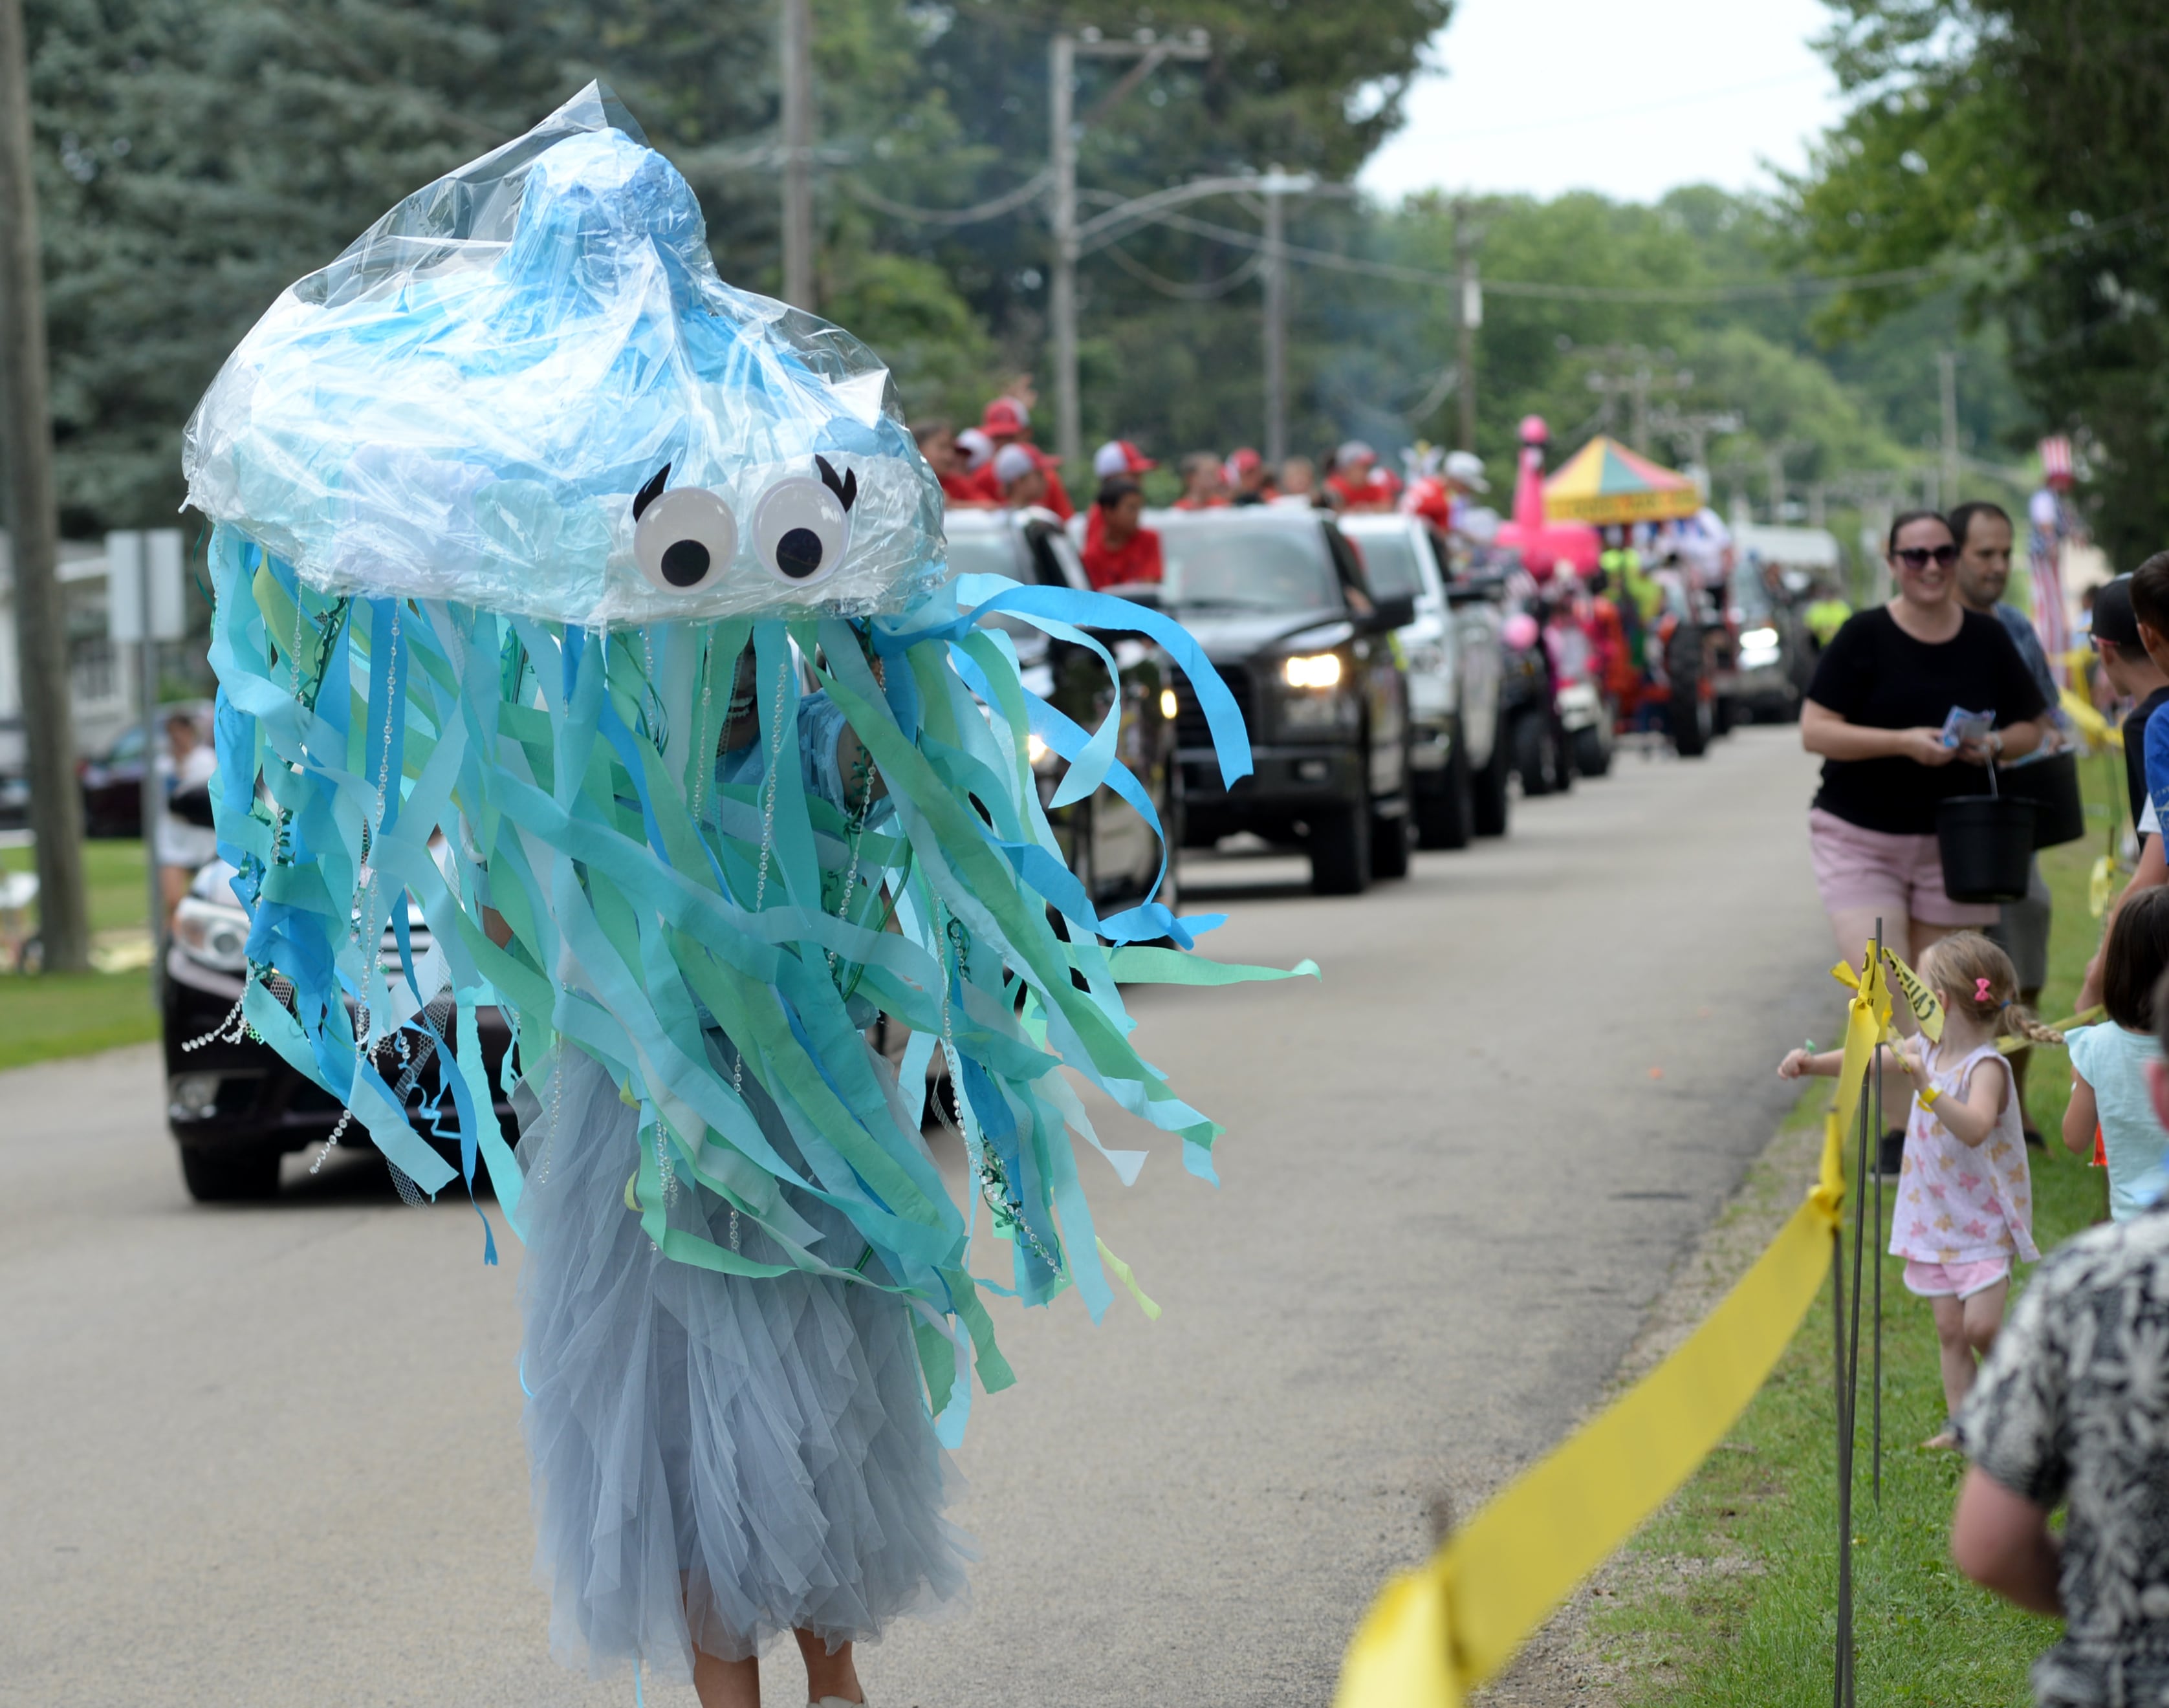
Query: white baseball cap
[[1444, 449, 1489, 493], [993, 443, 1040, 485]]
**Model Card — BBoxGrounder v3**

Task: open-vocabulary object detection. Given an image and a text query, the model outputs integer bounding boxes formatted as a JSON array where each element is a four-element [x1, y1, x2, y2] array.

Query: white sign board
[[105, 528, 188, 643]]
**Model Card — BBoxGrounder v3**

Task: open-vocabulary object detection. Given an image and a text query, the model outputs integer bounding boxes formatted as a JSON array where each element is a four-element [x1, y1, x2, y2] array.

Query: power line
[[1080, 197, 2169, 305], [842, 167, 1054, 226], [1100, 239, 1264, 299]]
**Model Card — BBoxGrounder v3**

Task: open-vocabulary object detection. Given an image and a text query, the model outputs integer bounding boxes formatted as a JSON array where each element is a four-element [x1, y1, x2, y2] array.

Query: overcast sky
[[1358, 0, 1849, 206]]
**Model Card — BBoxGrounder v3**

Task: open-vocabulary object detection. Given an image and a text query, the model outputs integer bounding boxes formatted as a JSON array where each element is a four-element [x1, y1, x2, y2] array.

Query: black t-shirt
[[2126, 687, 2169, 842], [1807, 606, 2048, 834]]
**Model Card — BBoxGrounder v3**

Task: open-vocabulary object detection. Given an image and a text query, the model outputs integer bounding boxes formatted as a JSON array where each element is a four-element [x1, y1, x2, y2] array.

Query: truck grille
[[1175, 665, 1254, 750]]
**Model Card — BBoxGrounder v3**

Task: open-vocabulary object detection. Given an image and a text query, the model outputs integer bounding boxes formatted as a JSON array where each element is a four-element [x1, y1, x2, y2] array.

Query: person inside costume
[[180, 85, 1307, 1707]]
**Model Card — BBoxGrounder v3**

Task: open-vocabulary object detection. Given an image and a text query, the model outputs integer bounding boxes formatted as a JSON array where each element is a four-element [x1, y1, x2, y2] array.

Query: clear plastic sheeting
[[183, 83, 941, 626]]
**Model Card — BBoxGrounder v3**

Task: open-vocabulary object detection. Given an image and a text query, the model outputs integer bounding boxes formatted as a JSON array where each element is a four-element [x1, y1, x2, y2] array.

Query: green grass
[[1582, 752, 2128, 1706], [0, 838, 160, 1068]]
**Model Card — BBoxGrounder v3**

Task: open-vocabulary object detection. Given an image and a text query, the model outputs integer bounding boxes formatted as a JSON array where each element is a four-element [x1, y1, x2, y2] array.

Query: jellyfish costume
[[181, 85, 1309, 1681]]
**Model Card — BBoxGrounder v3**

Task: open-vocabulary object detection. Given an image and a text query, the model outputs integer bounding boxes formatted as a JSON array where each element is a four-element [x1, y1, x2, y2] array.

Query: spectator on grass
[[2082, 554, 2169, 1010], [2090, 576, 2169, 851], [2062, 885, 2169, 1219], [1953, 497, 2063, 1143], [1952, 960, 2169, 1700], [1803, 508, 2048, 973]]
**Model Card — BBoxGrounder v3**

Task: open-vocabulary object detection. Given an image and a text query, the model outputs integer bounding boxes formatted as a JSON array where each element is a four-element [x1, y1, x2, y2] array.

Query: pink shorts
[[1807, 808, 2000, 927], [1902, 1257, 2012, 1299]]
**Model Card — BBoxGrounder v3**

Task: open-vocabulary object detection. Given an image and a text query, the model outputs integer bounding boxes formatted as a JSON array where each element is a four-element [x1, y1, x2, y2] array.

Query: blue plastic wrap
[[184, 84, 941, 625], [189, 86, 1310, 1464]]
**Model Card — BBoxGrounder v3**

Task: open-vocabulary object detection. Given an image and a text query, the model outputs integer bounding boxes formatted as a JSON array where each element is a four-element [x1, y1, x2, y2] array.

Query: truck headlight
[[1283, 652, 1344, 689], [1160, 687, 1179, 720], [1738, 627, 1782, 669], [173, 895, 250, 972]]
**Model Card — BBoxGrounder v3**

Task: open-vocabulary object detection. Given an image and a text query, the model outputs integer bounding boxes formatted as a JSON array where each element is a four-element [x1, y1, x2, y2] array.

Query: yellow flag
[[1881, 949, 1944, 1042]]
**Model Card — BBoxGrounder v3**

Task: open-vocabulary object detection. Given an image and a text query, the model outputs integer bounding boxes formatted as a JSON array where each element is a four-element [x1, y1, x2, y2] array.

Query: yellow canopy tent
[[1543, 435, 1701, 525]]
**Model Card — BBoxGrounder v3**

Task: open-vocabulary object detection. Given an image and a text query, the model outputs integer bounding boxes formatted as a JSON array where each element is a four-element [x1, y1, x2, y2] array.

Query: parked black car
[[944, 506, 1183, 913], [164, 859, 518, 1202], [1153, 508, 1416, 895]]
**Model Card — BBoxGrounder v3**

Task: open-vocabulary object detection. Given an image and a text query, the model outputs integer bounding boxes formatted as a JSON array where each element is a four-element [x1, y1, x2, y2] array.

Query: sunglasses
[[1893, 545, 1958, 569]]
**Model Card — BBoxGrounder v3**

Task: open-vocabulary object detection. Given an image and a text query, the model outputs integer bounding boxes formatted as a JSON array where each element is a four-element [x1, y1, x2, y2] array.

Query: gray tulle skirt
[[514, 1042, 972, 1682]]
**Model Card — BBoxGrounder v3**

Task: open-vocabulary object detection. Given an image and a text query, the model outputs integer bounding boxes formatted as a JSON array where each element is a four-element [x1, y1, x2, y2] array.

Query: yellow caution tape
[[2091, 856, 2115, 921], [1332, 1113, 1849, 1707], [1879, 947, 1944, 1043], [2062, 687, 2116, 750]]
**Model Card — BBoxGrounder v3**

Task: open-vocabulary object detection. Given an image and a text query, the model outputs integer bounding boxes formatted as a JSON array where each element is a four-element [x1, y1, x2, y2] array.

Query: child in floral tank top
[[1781, 931, 2062, 1449]]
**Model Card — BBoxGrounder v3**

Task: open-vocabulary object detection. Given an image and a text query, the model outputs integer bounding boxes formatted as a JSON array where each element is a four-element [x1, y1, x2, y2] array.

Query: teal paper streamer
[[189, 96, 1305, 1427]]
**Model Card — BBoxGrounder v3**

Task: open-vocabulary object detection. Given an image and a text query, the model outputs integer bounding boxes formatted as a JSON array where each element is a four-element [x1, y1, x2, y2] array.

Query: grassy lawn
[[1580, 750, 2128, 1707], [0, 838, 161, 1069]]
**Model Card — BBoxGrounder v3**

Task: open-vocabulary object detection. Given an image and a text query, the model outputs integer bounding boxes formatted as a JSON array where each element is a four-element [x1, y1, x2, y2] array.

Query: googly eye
[[634, 486, 739, 594], [753, 466, 852, 585]]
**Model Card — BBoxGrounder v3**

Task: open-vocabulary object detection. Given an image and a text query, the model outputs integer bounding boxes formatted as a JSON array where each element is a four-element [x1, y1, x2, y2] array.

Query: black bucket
[[1938, 794, 2038, 903], [1996, 750, 2087, 849]]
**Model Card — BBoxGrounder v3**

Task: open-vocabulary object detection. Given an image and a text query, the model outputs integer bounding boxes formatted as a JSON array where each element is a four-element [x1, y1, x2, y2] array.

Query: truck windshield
[[1161, 524, 1340, 611], [944, 528, 1025, 583], [1346, 530, 1424, 600]]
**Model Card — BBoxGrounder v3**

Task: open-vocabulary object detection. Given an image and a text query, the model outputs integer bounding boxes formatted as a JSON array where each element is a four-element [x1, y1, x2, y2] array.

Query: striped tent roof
[[1542, 435, 1701, 524]]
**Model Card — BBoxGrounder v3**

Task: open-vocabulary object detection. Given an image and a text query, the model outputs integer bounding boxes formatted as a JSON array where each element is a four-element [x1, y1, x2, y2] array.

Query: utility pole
[[1454, 199, 1480, 453], [1582, 348, 1691, 454], [1937, 349, 1960, 508], [1763, 440, 1811, 522], [1258, 168, 1316, 468], [1047, 28, 1210, 469], [0, 0, 89, 975], [779, 0, 815, 310], [1648, 405, 1742, 496]]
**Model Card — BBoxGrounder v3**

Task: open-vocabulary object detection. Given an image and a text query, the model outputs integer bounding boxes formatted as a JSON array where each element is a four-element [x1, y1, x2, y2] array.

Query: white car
[[1338, 513, 1509, 848]]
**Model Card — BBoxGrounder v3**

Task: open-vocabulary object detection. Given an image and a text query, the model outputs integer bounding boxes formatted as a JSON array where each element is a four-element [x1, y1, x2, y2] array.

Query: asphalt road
[[1, 727, 1830, 1708]]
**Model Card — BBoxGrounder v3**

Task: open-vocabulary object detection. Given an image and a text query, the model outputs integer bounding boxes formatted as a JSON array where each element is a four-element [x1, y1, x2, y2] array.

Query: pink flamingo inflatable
[[1494, 415, 1600, 580]]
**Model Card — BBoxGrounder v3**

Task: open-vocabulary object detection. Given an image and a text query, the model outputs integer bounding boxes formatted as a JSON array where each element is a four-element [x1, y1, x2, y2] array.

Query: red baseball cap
[[1094, 439, 1156, 477], [982, 398, 1029, 437]]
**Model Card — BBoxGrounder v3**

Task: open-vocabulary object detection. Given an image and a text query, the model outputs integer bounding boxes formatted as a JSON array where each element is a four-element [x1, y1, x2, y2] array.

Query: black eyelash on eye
[[814, 454, 857, 513], [632, 463, 671, 521]]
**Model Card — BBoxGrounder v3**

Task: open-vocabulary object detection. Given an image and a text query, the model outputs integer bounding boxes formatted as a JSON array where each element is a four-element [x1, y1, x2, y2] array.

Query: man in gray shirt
[[1952, 498, 2060, 1143]]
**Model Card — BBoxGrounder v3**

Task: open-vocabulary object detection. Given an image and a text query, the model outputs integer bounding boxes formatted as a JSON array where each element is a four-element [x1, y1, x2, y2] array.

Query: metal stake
[[1871, 925, 1886, 1503], [1832, 1223, 1851, 1708]]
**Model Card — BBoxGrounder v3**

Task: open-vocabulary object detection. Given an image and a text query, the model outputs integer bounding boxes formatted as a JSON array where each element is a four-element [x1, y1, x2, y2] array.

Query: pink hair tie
[[1975, 978, 1993, 1002]]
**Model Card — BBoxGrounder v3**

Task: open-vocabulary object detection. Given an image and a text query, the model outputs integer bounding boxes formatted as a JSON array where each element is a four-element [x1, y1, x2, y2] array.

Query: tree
[[1788, 0, 2169, 564]]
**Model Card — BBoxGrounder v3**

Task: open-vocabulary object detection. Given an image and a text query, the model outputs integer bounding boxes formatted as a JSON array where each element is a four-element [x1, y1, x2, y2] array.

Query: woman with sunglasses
[[1802, 509, 2049, 982]]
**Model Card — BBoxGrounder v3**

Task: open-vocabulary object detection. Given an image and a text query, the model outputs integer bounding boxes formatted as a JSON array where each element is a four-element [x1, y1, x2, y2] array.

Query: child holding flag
[[1780, 933, 2060, 1445]]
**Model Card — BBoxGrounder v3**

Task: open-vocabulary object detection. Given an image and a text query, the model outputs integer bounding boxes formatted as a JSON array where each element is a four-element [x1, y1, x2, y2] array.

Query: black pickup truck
[[1154, 508, 1415, 895]]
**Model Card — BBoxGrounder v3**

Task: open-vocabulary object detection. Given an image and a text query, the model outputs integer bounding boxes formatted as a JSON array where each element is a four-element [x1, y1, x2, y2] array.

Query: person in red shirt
[[980, 397, 1073, 521], [1080, 475, 1163, 589], [1325, 440, 1399, 512], [1094, 438, 1157, 481], [914, 418, 994, 508], [1172, 451, 1228, 510], [993, 442, 1049, 510], [1225, 447, 1274, 506]]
